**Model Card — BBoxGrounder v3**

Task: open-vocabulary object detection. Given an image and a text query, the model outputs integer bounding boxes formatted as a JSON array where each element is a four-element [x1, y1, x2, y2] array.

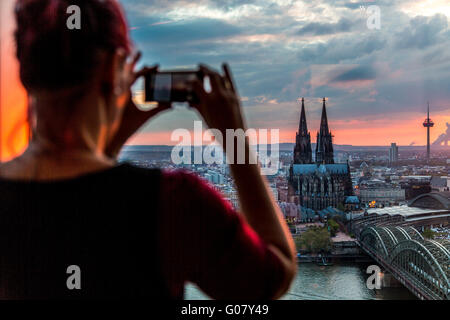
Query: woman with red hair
[[0, 0, 296, 299]]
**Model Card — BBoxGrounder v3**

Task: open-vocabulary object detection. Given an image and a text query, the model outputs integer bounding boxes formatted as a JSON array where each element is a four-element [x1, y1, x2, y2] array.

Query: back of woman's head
[[15, 0, 131, 91]]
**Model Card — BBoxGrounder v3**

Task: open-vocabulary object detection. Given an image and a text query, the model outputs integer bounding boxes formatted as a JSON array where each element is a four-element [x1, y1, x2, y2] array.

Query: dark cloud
[[131, 18, 242, 44], [395, 14, 449, 49], [297, 18, 353, 36], [332, 65, 377, 82], [297, 34, 387, 64]]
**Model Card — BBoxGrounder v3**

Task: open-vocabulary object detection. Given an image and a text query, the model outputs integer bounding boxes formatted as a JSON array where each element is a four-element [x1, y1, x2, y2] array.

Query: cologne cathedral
[[289, 98, 353, 211]]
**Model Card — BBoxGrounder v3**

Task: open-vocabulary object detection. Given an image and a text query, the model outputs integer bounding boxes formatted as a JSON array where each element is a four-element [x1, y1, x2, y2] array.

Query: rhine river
[[185, 263, 416, 300]]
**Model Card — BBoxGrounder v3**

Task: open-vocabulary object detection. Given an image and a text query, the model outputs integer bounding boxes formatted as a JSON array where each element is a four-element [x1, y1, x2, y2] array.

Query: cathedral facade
[[289, 98, 353, 211]]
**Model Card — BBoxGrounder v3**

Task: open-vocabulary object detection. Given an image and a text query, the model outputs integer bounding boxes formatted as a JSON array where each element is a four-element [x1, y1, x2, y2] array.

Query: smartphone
[[144, 70, 203, 103]]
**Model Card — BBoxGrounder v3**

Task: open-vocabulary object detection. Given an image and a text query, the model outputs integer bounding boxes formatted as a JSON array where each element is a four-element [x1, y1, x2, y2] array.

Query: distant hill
[[122, 143, 445, 153], [122, 145, 173, 152]]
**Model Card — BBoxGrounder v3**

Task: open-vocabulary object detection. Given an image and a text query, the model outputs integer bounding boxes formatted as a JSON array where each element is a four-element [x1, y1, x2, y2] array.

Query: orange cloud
[[291, 114, 449, 146]]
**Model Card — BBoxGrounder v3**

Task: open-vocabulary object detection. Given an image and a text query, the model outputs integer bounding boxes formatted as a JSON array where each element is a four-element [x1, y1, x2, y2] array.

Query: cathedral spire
[[319, 97, 329, 136], [294, 97, 312, 164], [299, 97, 308, 136], [315, 97, 334, 164]]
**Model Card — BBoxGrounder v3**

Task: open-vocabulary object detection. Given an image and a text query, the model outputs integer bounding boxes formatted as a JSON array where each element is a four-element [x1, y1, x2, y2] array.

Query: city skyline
[[1, 0, 450, 160]]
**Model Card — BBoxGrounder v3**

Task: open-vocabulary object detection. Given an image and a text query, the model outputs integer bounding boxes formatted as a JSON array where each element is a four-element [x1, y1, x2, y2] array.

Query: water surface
[[185, 263, 417, 300]]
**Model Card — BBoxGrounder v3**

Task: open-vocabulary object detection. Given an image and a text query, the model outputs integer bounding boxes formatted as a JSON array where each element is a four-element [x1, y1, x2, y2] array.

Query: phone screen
[[153, 73, 172, 102], [145, 71, 200, 103]]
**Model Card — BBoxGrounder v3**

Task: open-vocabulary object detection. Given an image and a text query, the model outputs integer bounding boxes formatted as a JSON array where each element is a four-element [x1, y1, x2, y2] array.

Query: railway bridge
[[358, 225, 449, 300]]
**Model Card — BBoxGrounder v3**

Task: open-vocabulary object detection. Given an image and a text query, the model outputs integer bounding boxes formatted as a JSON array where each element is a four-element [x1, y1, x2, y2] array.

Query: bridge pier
[[380, 271, 402, 288]]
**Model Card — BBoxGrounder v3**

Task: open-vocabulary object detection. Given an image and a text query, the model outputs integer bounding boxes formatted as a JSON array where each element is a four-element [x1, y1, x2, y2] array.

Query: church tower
[[294, 98, 312, 164], [315, 98, 334, 164]]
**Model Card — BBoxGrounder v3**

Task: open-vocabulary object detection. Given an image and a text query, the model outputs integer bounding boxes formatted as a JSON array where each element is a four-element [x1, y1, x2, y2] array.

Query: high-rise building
[[289, 98, 353, 211], [389, 143, 399, 164]]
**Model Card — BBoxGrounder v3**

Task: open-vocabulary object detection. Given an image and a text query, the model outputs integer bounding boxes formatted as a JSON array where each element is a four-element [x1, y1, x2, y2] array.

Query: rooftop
[[292, 163, 349, 175], [345, 196, 360, 204], [431, 176, 448, 187], [367, 205, 448, 217]]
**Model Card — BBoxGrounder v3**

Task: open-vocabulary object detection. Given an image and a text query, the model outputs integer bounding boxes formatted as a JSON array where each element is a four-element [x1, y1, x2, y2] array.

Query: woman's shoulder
[[115, 164, 226, 208], [108, 162, 163, 185], [116, 162, 161, 176], [160, 168, 234, 211], [160, 168, 203, 183], [115, 164, 207, 190], [159, 168, 216, 194]]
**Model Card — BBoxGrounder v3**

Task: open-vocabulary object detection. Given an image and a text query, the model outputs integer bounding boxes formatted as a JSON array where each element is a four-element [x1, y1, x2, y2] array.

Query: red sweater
[[0, 164, 284, 299], [159, 170, 285, 299]]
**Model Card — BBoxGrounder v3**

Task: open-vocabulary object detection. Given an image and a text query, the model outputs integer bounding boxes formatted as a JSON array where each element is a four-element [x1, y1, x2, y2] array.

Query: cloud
[[395, 14, 449, 49], [332, 65, 377, 82], [296, 18, 353, 36], [119, 0, 450, 146], [131, 18, 242, 45]]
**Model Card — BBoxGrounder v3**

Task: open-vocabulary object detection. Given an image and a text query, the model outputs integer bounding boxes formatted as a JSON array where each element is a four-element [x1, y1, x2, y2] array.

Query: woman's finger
[[190, 79, 206, 99], [199, 64, 225, 93], [125, 51, 142, 82], [131, 51, 142, 69], [132, 65, 159, 84], [222, 63, 237, 93], [189, 79, 207, 110]]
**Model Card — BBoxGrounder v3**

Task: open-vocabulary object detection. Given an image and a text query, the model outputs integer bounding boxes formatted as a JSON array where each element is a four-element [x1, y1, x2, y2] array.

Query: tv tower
[[422, 102, 434, 162]]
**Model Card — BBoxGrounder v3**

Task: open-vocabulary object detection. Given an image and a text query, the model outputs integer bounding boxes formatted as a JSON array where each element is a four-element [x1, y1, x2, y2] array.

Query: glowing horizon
[[0, 0, 29, 161], [125, 113, 450, 147]]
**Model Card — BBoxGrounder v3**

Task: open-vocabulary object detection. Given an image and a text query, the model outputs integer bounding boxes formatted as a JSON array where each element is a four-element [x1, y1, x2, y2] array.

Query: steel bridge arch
[[389, 239, 450, 300], [427, 240, 450, 284], [403, 226, 424, 240], [392, 227, 410, 241], [439, 239, 450, 252], [358, 226, 449, 299], [379, 227, 398, 254], [360, 227, 389, 258]]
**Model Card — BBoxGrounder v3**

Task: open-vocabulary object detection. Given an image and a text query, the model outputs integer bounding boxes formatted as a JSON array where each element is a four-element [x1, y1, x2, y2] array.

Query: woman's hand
[[189, 63, 247, 142], [105, 52, 171, 159]]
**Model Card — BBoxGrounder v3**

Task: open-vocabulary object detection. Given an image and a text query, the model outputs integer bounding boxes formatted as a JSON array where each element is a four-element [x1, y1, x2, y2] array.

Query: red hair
[[14, 0, 132, 91]]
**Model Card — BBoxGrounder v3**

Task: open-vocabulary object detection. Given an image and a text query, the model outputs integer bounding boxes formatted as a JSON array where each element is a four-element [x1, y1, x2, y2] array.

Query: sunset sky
[[121, 0, 450, 146], [1, 0, 450, 158], [0, 0, 29, 160]]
